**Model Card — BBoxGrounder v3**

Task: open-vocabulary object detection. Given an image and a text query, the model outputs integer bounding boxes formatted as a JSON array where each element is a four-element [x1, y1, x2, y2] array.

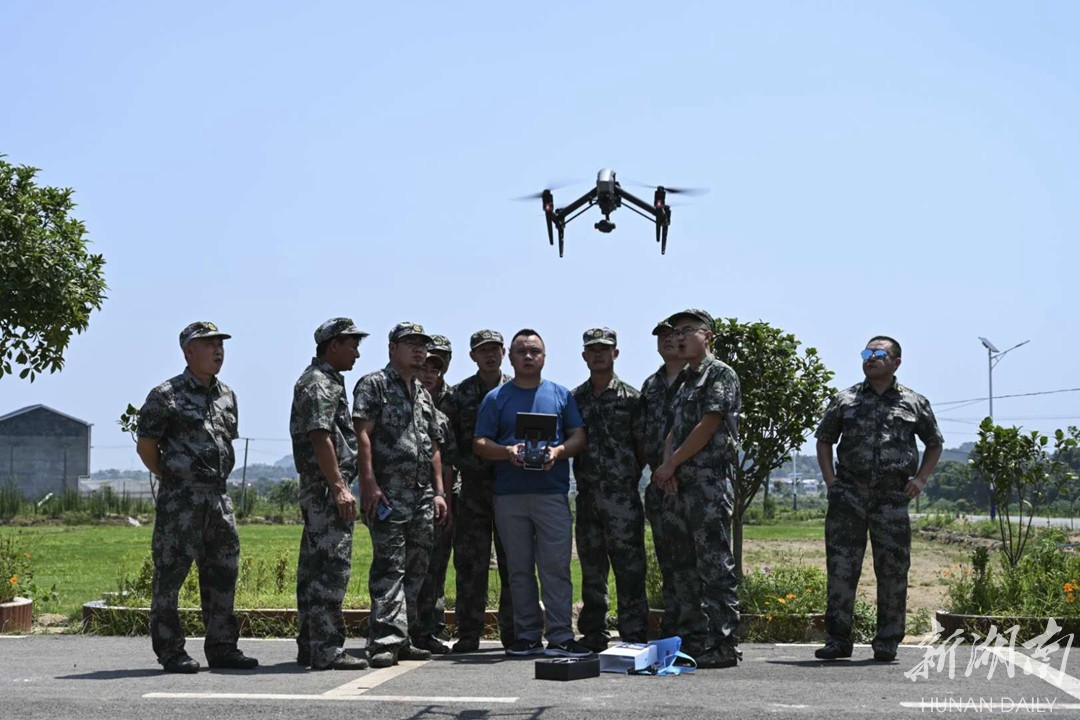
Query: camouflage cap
[[179, 321, 231, 348], [651, 319, 674, 336], [666, 308, 715, 328], [314, 317, 368, 345], [389, 321, 432, 344], [428, 334, 453, 354], [582, 327, 617, 347], [470, 329, 504, 350], [424, 352, 446, 370]]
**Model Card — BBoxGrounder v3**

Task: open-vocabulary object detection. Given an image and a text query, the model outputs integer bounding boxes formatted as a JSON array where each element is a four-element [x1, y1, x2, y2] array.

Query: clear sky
[[3, 1, 1078, 471]]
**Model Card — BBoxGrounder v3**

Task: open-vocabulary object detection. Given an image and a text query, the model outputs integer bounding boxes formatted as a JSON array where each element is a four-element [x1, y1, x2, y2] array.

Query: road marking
[[143, 657, 519, 704], [986, 646, 1080, 701], [900, 702, 1080, 711]]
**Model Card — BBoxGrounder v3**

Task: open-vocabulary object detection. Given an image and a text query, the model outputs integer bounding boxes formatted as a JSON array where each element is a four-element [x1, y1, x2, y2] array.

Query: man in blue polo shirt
[[473, 328, 590, 658]]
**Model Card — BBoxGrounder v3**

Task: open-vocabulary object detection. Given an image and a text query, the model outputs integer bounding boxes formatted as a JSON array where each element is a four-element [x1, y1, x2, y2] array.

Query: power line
[[936, 387, 1080, 407]]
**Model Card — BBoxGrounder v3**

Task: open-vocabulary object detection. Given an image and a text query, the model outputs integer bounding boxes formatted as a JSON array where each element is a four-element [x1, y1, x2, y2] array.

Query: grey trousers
[[493, 492, 574, 645]]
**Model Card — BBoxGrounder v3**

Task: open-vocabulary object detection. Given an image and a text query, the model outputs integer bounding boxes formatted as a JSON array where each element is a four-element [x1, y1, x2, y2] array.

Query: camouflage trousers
[[296, 482, 355, 668], [667, 469, 739, 652], [416, 489, 458, 638], [575, 485, 649, 642], [453, 470, 514, 642], [150, 485, 240, 665], [367, 486, 434, 654], [644, 481, 700, 640], [824, 479, 911, 654]]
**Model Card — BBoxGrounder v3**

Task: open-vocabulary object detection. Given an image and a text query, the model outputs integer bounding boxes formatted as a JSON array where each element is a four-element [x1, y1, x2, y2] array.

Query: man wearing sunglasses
[[814, 336, 943, 664], [652, 308, 742, 669]]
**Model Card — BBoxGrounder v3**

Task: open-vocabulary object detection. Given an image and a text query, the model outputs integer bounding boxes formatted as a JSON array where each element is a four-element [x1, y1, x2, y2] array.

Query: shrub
[[0, 532, 57, 604]]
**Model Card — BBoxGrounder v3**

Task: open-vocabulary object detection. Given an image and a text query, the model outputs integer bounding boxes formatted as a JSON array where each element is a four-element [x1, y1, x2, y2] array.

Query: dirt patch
[[742, 536, 970, 617]]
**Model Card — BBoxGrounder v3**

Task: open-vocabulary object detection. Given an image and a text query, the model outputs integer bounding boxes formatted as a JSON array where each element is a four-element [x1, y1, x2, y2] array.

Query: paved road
[[2, 636, 1077, 719], [914, 513, 1080, 530]]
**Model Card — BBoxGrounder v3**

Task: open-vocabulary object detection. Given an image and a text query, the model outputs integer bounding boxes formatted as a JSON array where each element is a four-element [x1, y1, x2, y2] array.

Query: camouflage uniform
[[291, 342, 361, 668], [668, 349, 742, 653], [353, 342, 441, 655], [444, 329, 514, 644], [639, 363, 699, 640], [138, 324, 241, 667], [815, 378, 943, 655], [572, 340, 649, 644], [415, 383, 458, 639]]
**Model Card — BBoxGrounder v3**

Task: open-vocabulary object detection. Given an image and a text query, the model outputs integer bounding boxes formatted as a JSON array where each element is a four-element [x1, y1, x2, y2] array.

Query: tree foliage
[[0, 156, 107, 381], [710, 318, 835, 577], [970, 419, 1078, 567]]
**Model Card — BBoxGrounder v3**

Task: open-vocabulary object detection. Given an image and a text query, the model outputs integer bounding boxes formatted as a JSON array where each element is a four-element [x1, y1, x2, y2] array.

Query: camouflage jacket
[[639, 365, 682, 472], [571, 375, 642, 492], [670, 355, 741, 478], [353, 365, 440, 491], [137, 367, 238, 489], [290, 358, 357, 490], [815, 378, 943, 484], [444, 371, 512, 475]]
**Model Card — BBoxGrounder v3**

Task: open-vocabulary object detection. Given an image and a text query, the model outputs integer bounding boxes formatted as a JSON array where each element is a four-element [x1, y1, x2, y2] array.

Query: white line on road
[[986, 646, 1080, 701], [143, 657, 520, 704]]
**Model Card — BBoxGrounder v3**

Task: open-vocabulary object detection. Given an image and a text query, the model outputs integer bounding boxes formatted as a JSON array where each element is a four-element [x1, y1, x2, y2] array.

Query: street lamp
[[977, 337, 1030, 420], [977, 336, 1030, 520]]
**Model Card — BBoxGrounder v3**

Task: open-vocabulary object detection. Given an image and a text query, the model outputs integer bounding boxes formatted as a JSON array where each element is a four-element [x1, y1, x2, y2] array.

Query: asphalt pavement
[[2, 636, 1079, 719]]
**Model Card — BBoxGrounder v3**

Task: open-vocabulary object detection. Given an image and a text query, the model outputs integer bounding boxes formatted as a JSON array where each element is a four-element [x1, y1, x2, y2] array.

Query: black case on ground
[[535, 657, 601, 681]]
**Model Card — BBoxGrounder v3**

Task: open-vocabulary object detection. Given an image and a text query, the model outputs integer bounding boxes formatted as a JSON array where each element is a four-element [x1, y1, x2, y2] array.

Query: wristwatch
[[436, 491, 447, 499]]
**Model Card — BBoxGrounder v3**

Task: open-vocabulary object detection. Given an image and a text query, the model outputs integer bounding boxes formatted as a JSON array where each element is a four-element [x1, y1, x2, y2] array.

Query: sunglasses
[[861, 349, 892, 361]]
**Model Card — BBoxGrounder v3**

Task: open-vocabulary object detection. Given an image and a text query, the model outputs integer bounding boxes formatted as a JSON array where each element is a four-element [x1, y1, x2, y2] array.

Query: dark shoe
[[163, 654, 200, 674], [696, 645, 740, 669], [545, 639, 593, 658], [452, 636, 480, 654], [579, 634, 609, 653], [313, 653, 369, 670], [815, 641, 853, 661], [369, 650, 396, 668], [500, 634, 517, 649], [873, 648, 897, 662], [412, 634, 450, 655], [297, 649, 310, 667], [207, 649, 259, 670], [505, 638, 545, 656], [398, 645, 433, 661]]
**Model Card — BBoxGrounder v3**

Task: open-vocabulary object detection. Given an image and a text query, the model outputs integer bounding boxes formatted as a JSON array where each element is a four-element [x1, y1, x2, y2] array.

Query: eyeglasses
[[861, 349, 892, 361], [671, 325, 705, 337]]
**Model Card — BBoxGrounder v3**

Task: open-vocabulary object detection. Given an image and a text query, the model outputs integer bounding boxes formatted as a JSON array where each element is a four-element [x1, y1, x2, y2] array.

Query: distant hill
[[941, 442, 973, 464], [274, 454, 295, 469]]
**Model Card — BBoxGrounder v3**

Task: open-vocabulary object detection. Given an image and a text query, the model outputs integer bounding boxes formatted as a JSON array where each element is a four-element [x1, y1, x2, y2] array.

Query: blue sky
[[3, 1, 1078, 471]]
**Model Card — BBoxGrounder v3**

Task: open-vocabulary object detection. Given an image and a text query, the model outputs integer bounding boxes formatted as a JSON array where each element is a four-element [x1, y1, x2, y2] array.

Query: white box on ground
[[598, 643, 657, 673]]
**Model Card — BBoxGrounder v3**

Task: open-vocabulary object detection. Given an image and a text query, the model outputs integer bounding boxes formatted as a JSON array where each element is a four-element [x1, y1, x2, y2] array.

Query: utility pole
[[978, 337, 1029, 521], [239, 437, 250, 516], [791, 450, 798, 511]]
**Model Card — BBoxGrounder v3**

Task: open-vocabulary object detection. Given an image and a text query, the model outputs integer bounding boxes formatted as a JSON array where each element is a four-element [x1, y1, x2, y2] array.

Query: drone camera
[[594, 219, 616, 233]]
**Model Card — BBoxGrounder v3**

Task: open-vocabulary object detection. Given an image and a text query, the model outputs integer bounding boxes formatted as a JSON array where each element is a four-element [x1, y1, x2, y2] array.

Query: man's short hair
[[511, 328, 545, 348], [868, 335, 902, 358]]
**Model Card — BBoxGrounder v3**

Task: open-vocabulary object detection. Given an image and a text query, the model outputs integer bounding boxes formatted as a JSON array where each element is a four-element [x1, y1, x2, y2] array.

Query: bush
[[943, 531, 1080, 617], [0, 532, 57, 604], [740, 562, 827, 615]]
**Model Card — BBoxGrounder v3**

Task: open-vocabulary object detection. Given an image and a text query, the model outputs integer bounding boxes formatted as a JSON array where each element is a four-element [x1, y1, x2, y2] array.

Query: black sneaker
[[873, 648, 897, 662], [505, 638, 545, 656], [412, 634, 450, 655], [207, 649, 259, 670], [162, 654, 200, 674], [313, 653, 369, 671], [696, 645, 740, 669], [452, 636, 480, 654], [815, 641, 853, 660], [397, 645, 433, 662], [545, 639, 593, 658]]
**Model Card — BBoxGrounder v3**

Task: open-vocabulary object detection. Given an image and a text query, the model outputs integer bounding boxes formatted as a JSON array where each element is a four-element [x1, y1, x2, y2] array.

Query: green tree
[[0, 156, 107, 381], [970, 419, 1078, 567], [269, 478, 300, 516], [710, 318, 835, 577], [924, 459, 987, 506]]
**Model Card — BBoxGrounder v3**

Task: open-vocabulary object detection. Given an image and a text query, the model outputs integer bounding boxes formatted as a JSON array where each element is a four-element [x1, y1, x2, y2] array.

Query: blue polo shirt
[[474, 379, 583, 495]]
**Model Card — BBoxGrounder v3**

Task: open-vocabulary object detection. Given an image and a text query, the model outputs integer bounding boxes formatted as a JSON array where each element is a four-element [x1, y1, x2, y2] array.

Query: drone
[[519, 169, 704, 257]]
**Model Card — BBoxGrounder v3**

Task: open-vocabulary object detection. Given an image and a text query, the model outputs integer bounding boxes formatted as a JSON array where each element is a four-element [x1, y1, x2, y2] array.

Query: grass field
[[7, 524, 581, 617]]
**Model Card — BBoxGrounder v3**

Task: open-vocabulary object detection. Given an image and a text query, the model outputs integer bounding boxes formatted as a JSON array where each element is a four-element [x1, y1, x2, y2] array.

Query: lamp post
[[977, 336, 1030, 520]]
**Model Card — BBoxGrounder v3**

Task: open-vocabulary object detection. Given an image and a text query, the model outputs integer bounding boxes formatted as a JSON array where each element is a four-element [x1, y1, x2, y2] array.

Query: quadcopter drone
[[520, 169, 704, 257]]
